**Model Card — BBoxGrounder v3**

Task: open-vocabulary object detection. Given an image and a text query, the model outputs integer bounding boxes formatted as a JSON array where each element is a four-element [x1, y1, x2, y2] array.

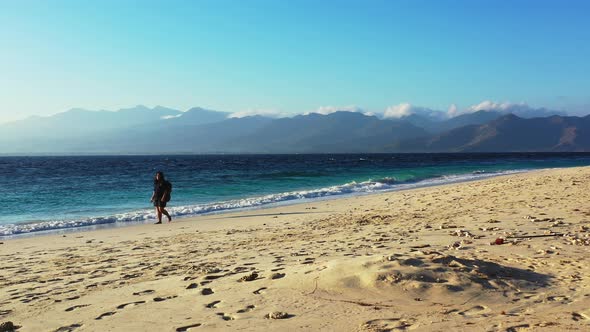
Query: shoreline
[[2, 166, 590, 331], [1, 167, 534, 239]]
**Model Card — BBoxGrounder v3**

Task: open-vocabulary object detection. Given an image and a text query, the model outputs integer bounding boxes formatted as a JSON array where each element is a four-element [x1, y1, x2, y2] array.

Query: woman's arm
[[151, 190, 155, 202]]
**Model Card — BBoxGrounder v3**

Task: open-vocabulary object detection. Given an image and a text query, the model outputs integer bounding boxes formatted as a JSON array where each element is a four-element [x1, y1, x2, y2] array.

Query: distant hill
[[1, 106, 589, 154], [68, 112, 427, 153], [225, 111, 428, 153], [402, 114, 590, 152], [0, 105, 181, 139], [401, 110, 504, 133], [162, 107, 230, 126], [0, 106, 235, 153]]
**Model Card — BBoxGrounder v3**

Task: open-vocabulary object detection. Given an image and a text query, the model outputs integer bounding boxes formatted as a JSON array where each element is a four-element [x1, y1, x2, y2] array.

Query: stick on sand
[[506, 233, 564, 239]]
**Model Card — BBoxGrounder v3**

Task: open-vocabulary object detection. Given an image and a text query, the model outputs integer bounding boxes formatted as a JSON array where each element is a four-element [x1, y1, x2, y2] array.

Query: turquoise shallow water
[[2, 153, 590, 236]]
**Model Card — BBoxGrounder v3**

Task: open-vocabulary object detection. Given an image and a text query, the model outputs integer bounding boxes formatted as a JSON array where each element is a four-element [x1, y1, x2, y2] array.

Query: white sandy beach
[[1, 167, 590, 331]]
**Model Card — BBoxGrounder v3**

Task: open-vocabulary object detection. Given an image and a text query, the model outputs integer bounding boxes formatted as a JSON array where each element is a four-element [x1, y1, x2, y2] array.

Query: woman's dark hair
[[154, 171, 166, 184]]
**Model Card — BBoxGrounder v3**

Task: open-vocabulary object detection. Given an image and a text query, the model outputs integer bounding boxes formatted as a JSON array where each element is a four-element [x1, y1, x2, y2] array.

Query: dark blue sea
[[2, 153, 590, 236]]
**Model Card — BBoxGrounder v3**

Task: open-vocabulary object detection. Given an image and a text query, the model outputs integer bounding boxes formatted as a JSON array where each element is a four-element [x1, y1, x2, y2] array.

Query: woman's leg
[[155, 207, 162, 224], [161, 207, 172, 222]]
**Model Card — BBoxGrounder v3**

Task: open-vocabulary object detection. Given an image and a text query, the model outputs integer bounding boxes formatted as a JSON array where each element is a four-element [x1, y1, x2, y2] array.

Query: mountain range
[[0, 106, 588, 154]]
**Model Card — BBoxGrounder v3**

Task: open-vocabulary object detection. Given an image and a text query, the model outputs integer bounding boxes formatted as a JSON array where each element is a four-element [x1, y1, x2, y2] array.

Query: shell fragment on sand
[[265, 312, 289, 319], [238, 272, 259, 282]]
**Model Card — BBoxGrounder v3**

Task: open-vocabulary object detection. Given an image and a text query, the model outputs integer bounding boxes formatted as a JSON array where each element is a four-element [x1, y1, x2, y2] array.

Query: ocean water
[[2, 153, 590, 236]]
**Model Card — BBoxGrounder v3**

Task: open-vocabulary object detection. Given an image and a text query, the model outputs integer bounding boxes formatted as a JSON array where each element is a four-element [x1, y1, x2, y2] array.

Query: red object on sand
[[495, 238, 504, 245]]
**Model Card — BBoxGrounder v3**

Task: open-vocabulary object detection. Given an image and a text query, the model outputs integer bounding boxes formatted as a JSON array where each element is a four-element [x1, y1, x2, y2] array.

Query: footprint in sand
[[204, 275, 224, 280], [201, 288, 214, 295], [233, 266, 253, 273], [216, 312, 235, 321], [65, 278, 85, 285], [505, 324, 531, 332], [305, 266, 327, 274], [121, 273, 142, 280], [175, 323, 201, 331], [65, 304, 90, 312], [133, 289, 155, 296], [253, 287, 267, 295], [360, 318, 412, 331], [237, 305, 255, 313], [458, 305, 491, 317], [572, 312, 589, 321], [153, 295, 178, 302], [95, 312, 116, 320], [269, 273, 285, 280], [546, 295, 570, 303], [116, 301, 146, 309], [205, 300, 221, 309], [0, 309, 13, 317], [54, 323, 83, 332]]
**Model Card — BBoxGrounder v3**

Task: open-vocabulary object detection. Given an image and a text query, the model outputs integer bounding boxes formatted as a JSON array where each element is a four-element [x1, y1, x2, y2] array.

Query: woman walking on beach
[[151, 171, 172, 224]]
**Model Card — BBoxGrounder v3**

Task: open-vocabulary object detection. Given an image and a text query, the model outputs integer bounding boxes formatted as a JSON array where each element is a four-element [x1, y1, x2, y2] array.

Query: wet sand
[[1, 167, 590, 331]]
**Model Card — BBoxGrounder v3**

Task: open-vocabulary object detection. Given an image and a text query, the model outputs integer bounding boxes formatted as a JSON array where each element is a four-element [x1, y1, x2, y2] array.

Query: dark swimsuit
[[153, 182, 167, 208]]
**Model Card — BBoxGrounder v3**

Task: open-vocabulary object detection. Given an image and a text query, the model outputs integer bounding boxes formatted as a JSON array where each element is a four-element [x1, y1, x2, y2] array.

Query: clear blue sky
[[1, 0, 589, 122]]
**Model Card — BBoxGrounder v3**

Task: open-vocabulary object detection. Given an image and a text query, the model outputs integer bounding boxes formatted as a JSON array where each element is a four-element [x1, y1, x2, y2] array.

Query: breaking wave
[[0, 169, 527, 236]]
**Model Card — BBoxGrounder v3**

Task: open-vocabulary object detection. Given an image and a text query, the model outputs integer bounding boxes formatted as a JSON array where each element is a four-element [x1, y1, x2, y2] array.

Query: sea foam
[[0, 169, 526, 236]]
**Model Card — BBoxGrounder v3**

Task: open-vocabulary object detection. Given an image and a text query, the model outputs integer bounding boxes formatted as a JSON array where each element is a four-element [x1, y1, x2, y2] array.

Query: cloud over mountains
[[381, 100, 565, 120], [287, 100, 563, 121], [465, 101, 564, 118], [228, 109, 286, 119], [383, 103, 447, 120]]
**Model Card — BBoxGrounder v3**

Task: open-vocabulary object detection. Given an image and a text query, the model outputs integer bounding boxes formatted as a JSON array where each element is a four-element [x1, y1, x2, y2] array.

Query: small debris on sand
[[491, 238, 504, 245], [0, 321, 17, 332], [238, 272, 258, 282], [265, 312, 289, 319]]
